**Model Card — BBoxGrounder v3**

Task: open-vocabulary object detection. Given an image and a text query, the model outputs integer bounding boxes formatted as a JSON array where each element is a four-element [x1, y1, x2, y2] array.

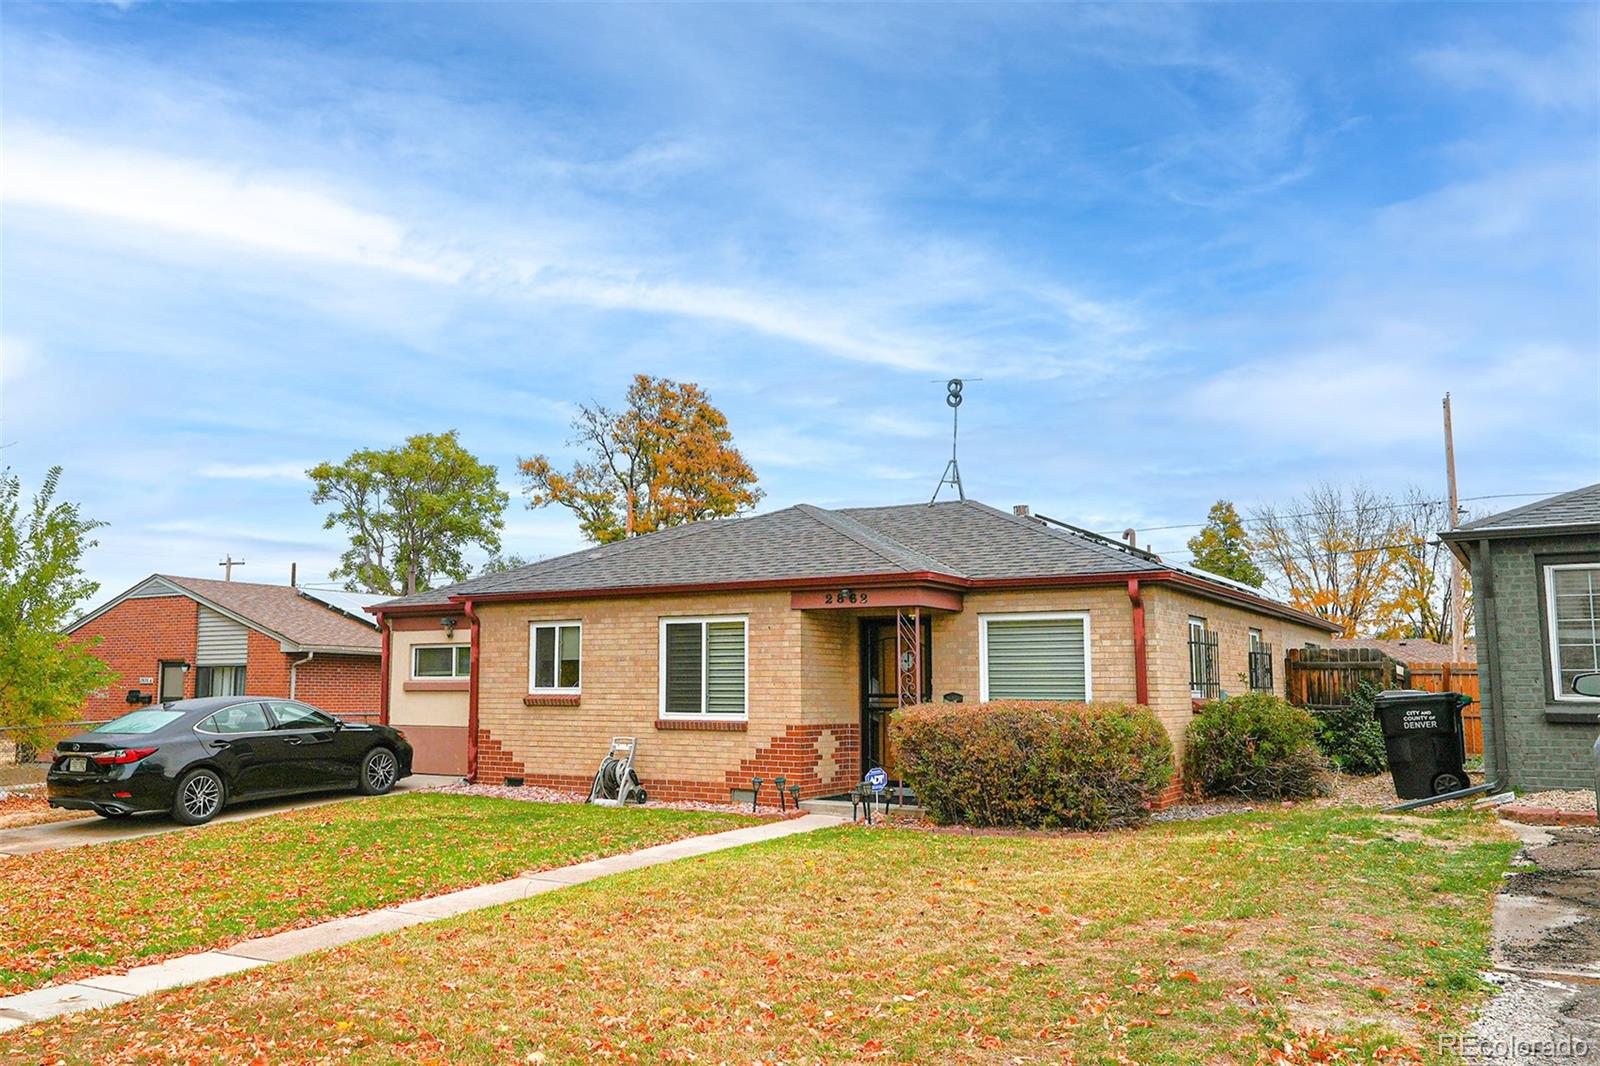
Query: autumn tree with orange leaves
[[519, 375, 762, 543]]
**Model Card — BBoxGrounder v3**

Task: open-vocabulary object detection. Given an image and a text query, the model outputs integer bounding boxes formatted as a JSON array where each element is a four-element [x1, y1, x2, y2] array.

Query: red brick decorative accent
[[522, 693, 581, 707], [1151, 777, 1184, 811], [654, 718, 747, 732], [725, 723, 860, 800], [406, 679, 470, 693], [1498, 804, 1598, 827], [475, 729, 528, 784]]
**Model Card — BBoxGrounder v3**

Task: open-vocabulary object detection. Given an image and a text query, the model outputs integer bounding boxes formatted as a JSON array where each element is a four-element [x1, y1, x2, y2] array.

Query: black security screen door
[[859, 617, 932, 781]]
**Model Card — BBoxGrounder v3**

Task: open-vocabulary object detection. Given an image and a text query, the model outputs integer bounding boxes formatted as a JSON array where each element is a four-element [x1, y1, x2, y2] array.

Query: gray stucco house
[[1442, 483, 1600, 793]]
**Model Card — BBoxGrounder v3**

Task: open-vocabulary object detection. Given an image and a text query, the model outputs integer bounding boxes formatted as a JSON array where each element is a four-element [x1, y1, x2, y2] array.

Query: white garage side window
[[1546, 564, 1600, 701], [412, 644, 470, 680], [659, 616, 748, 718], [979, 612, 1092, 702], [529, 622, 582, 693]]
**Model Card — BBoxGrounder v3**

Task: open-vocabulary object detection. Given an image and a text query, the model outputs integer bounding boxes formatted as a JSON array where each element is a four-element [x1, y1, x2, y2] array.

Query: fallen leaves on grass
[[0, 793, 752, 995]]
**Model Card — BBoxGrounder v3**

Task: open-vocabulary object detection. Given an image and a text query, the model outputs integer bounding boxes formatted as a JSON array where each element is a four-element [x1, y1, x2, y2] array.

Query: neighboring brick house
[[1442, 483, 1600, 792], [66, 575, 383, 722], [374, 499, 1336, 800]]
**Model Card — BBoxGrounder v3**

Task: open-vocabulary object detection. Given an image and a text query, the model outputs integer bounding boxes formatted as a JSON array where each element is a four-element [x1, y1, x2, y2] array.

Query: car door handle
[[208, 739, 232, 749], [283, 736, 303, 745]]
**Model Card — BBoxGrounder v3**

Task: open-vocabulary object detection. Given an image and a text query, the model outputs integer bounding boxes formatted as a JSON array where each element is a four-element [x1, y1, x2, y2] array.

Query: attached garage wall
[[388, 620, 470, 776]]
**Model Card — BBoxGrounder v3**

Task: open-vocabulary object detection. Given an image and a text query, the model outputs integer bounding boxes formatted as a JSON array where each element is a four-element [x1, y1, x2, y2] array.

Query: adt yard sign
[[865, 767, 888, 793]]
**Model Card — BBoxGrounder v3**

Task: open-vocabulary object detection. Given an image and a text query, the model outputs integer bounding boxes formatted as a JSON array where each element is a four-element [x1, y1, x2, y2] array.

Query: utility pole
[[1443, 394, 1465, 660], [219, 555, 246, 582]]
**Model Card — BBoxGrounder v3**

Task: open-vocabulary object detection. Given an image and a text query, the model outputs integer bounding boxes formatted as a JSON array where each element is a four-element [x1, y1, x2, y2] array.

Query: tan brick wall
[[931, 587, 1138, 706], [470, 582, 1330, 800], [476, 591, 857, 800], [1143, 585, 1331, 758]]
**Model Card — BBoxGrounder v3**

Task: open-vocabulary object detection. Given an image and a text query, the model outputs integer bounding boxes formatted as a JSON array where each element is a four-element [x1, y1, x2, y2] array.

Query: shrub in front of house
[[893, 700, 1174, 830], [1311, 680, 1389, 776], [1184, 692, 1332, 799]]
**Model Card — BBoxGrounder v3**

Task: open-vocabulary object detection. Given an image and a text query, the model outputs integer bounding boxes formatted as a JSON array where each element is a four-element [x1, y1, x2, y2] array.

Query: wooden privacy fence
[[1284, 648, 1483, 756], [1403, 662, 1482, 757]]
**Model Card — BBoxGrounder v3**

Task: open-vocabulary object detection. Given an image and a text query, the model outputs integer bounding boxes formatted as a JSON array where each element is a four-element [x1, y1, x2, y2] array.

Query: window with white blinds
[[661, 617, 747, 716], [980, 613, 1091, 701], [1547, 564, 1600, 701]]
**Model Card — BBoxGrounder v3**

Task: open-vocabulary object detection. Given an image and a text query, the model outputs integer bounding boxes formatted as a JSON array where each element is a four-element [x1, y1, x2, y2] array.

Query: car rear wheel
[[172, 768, 225, 825], [359, 747, 399, 796]]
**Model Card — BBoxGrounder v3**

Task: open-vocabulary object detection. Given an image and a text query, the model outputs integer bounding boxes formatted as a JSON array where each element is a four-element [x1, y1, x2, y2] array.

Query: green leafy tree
[[479, 553, 532, 576], [309, 431, 508, 596], [1186, 500, 1265, 587], [0, 467, 117, 749], [520, 375, 762, 544]]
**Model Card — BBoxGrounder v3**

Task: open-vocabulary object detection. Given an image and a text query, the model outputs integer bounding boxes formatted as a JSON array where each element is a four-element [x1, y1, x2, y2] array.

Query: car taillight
[[91, 747, 157, 765]]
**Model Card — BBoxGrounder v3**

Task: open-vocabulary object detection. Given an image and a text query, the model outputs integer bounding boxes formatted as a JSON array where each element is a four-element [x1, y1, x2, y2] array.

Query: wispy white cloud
[[2, 129, 466, 282], [1416, 14, 1600, 111], [196, 461, 313, 482], [0, 335, 39, 383]]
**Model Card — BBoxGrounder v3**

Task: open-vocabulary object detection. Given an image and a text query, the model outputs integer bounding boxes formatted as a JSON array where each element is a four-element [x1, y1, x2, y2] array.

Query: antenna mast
[[931, 378, 968, 503]]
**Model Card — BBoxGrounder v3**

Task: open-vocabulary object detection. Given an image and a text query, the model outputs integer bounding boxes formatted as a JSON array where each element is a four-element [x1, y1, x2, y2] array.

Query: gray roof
[[1444, 483, 1600, 539], [372, 499, 1270, 613]]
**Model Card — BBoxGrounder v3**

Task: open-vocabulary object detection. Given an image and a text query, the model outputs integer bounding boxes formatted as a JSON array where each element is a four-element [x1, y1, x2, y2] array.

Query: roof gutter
[[464, 598, 481, 783], [1127, 578, 1148, 705], [289, 651, 314, 699]]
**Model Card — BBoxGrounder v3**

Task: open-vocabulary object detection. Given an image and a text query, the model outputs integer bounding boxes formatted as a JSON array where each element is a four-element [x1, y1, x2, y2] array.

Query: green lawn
[[5, 807, 1515, 1064], [0, 793, 754, 995]]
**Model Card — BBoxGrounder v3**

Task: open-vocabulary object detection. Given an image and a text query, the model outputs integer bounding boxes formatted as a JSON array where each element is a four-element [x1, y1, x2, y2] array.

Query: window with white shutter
[[980, 613, 1091, 701], [661, 617, 748, 717]]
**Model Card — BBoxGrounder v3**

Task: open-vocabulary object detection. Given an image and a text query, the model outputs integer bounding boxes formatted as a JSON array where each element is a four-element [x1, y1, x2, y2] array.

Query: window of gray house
[[1546, 564, 1600, 700], [660, 617, 747, 716]]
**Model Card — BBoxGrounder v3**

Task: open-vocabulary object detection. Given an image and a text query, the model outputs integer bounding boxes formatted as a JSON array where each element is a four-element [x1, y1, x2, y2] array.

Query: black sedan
[[47, 696, 413, 825]]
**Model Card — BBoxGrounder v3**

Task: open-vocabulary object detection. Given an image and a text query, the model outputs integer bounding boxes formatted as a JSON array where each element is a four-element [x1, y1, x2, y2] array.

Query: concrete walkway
[[0, 812, 843, 1034], [1465, 819, 1600, 1064], [0, 774, 462, 856]]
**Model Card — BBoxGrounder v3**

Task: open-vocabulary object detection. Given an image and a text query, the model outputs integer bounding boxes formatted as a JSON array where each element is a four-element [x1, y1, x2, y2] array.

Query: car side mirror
[[1573, 673, 1600, 698]]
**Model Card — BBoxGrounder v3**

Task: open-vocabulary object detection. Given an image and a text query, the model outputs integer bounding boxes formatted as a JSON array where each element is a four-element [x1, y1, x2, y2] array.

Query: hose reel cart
[[587, 736, 647, 807]]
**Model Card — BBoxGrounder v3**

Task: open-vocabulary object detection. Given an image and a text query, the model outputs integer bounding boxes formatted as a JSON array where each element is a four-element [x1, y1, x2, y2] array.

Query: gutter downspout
[[379, 618, 391, 726], [289, 650, 315, 700], [1127, 579, 1149, 706], [464, 599, 480, 783], [1385, 538, 1509, 813]]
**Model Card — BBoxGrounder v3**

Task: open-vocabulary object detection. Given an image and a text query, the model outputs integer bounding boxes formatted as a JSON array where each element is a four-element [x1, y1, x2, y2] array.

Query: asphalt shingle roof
[[376, 500, 1180, 611], [1447, 483, 1600, 537], [159, 575, 382, 651]]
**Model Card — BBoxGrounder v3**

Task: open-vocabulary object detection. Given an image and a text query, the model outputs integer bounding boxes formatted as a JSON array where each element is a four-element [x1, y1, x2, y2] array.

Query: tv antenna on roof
[[930, 378, 979, 504]]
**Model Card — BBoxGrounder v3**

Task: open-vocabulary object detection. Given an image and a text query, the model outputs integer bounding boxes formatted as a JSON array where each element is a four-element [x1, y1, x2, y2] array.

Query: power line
[[1101, 491, 1551, 539]]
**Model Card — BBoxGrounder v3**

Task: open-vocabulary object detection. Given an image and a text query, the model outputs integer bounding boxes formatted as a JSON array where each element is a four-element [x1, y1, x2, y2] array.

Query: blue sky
[[2, 2, 1596, 607]]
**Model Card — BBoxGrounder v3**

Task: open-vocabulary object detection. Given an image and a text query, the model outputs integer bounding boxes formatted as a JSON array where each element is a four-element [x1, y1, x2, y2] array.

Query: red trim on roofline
[[399, 566, 1337, 633]]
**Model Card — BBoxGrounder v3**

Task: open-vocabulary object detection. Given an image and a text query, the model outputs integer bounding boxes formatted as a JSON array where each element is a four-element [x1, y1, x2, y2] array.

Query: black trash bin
[[1372, 689, 1472, 799]]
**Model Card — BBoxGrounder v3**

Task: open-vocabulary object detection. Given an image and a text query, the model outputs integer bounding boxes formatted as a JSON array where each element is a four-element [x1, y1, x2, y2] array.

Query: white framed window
[[1546, 563, 1600, 702], [1188, 617, 1218, 699], [978, 612, 1091, 702], [659, 616, 748, 718], [412, 644, 470, 680], [529, 621, 582, 693]]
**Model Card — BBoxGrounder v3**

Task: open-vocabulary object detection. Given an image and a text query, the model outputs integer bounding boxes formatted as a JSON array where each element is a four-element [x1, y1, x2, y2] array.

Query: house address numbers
[[822, 589, 869, 605]]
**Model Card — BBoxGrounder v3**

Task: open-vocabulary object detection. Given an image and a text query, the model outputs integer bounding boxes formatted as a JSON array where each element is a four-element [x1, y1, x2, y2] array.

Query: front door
[[157, 662, 187, 704], [859, 617, 932, 783]]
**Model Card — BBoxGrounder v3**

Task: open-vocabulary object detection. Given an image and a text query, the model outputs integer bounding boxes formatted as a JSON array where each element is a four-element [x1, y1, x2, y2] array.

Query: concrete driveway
[[0, 774, 459, 857]]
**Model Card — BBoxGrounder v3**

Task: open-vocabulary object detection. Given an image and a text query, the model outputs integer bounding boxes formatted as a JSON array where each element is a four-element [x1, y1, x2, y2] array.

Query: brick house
[[66, 575, 383, 721], [1442, 483, 1600, 792], [372, 500, 1338, 798]]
